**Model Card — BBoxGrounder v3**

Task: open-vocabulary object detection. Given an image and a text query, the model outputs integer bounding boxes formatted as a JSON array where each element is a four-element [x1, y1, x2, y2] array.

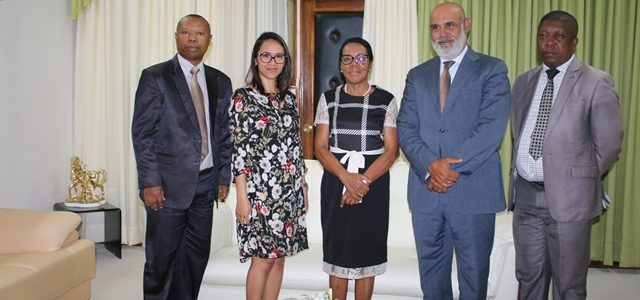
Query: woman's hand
[[303, 181, 309, 213], [236, 195, 251, 225], [234, 174, 251, 224], [341, 173, 370, 199], [340, 191, 358, 207], [340, 175, 370, 207], [315, 124, 370, 206]]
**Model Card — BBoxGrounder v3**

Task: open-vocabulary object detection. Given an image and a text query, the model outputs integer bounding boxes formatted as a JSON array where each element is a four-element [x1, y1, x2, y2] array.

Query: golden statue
[[66, 156, 108, 208]]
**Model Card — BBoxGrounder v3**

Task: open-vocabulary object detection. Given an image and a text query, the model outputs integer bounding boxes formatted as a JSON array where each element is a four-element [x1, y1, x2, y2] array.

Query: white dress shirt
[[439, 45, 469, 82], [516, 54, 575, 182], [178, 54, 213, 170]]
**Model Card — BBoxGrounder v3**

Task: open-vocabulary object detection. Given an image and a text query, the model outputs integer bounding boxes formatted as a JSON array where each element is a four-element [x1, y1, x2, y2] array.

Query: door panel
[[314, 13, 363, 113], [297, 0, 364, 158]]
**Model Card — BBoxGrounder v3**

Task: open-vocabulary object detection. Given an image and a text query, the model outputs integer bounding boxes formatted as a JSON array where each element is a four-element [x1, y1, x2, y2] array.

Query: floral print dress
[[229, 87, 308, 263]]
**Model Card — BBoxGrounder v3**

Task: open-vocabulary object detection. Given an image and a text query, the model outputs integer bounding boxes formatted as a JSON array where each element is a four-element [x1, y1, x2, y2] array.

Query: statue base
[[64, 200, 107, 208]]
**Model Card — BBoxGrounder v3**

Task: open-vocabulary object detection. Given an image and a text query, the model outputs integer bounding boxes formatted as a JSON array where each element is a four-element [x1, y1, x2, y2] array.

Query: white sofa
[[200, 160, 517, 299]]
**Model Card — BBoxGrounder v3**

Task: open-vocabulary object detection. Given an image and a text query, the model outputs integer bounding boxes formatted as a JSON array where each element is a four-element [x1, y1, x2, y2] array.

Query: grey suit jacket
[[132, 55, 232, 209], [509, 58, 623, 221], [398, 47, 511, 214]]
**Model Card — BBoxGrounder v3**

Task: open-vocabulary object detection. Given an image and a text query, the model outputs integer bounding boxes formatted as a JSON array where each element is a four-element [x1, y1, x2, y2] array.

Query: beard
[[432, 28, 467, 60]]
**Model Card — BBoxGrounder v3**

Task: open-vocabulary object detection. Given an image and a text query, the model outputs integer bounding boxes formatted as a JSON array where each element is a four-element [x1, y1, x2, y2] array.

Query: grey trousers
[[512, 176, 592, 300]]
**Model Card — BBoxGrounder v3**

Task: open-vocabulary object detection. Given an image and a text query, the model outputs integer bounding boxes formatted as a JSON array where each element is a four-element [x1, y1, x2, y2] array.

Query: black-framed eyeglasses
[[340, 54, 369, 65], [258, 52, 287, 64]]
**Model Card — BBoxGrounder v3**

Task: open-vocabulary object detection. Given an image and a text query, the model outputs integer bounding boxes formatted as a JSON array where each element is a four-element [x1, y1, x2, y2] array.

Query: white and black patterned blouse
[[315, 85, 398, 152]]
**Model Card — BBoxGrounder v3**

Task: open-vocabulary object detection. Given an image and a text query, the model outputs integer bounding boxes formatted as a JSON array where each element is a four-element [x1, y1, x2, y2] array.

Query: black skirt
[[320, 153, 390, 275]]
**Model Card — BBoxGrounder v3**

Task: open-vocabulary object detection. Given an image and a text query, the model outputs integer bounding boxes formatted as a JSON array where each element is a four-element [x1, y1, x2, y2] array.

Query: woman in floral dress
[[229, 32, 308, 300]]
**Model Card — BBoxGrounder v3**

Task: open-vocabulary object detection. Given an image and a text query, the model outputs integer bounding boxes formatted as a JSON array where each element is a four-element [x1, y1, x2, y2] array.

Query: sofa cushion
[[0, 209, 81, 254], [61, 231, 80, 248], [0, 239, 95, 300]]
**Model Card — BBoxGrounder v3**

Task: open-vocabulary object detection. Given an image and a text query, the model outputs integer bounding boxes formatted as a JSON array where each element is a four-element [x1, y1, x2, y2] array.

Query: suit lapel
[[517, 67, 542, 135], [170, 56, 201, 133], [428, 61, 441, 114], [415, 59, 441, 114], [547, 58, 582, 133], [204, 66, 219, 142], [511, 68, 541, 154], [443, 47, 479, 114]]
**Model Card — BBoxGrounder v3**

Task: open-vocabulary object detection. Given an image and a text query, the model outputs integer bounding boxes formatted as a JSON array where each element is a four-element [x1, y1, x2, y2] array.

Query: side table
[[53, 202, 122, 259]]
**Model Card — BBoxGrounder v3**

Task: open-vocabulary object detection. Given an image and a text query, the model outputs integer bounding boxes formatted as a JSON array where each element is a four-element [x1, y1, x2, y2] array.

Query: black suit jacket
[[132, 55, 232, 209]]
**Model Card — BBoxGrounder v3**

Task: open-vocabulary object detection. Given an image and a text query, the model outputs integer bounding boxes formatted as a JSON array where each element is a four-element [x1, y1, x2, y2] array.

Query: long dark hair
[[245, 32, 292, 97]]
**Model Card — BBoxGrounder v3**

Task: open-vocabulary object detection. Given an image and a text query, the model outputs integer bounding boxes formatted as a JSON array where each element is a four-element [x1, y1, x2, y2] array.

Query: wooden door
[[296, 0, 364, 158]]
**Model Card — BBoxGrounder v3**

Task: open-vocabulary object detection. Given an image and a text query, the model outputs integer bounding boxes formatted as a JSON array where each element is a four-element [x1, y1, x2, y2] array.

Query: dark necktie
[[190, 66, 208, 161], [440, 60, 455, 112], [529, 68, 559, 160]]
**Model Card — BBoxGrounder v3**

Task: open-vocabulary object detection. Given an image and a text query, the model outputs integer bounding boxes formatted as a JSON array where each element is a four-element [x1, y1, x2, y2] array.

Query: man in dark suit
[[131, 14, 232, 300], [510, 10, 623, 300], [397, 2, 511, 299]]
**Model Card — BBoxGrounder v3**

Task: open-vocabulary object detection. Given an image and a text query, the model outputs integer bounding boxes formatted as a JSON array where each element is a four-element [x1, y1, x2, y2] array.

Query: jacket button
[[193, 161, 199, 166], [439, 128, 445, 133]]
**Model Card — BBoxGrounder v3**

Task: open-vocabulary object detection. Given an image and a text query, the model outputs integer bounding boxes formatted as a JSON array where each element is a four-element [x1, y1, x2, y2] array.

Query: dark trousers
[[143, 170, 215, 300], [513, 176, 592, 300], [411, 199, 495, 300]]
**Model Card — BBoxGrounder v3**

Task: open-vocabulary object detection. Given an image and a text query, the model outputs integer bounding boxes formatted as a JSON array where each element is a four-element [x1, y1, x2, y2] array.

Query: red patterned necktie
[[440, 60, 455, 112]]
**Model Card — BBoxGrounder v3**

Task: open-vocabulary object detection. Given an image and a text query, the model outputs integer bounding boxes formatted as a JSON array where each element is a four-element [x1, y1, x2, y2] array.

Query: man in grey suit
[[131, 14, 232, 300], [397, 2, 511, 299], [510, 10, 623, 300]]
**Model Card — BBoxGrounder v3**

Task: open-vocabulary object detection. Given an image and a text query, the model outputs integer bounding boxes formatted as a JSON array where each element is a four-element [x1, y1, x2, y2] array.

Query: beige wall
[[0, 0, 74, 210]]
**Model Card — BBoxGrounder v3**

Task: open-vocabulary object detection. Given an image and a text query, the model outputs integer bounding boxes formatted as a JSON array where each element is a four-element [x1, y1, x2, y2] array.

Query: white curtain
[[204, 0, 289, 89], [73, 0, 288, 245], [362, 0, 418, 103]]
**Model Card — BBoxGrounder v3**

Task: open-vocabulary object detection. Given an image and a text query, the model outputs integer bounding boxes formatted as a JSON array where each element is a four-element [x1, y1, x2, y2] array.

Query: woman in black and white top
[[314, 37, 399, 300]]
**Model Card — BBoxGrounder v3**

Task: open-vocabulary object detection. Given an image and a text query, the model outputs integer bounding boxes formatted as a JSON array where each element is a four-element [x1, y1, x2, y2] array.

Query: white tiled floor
[[584, 267, 640, 299], [93, 245, 640, 300], [92, 245, 144, 300]]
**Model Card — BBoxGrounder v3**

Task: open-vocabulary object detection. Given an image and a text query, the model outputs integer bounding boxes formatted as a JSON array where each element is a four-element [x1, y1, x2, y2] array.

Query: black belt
[[199, 167, 213, 176]]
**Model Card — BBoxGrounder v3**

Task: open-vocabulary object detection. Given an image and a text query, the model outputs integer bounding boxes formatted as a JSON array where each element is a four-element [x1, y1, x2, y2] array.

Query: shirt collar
[[439, 44, 468, 72], [449, 44, 468, 66], [440, 44, 469, 68], [542, 54, 575, 75], [177, 54, 204, 77]]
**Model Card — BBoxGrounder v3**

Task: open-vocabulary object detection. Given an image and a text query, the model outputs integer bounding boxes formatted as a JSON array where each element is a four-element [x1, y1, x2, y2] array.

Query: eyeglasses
[[340, 54, 369, 65], [258, 52, 287, 64]]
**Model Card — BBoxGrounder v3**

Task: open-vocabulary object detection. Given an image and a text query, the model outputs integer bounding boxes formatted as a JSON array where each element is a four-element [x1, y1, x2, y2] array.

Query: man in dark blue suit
[[397, 2, 511, 299], [131, 14, 232, 300]]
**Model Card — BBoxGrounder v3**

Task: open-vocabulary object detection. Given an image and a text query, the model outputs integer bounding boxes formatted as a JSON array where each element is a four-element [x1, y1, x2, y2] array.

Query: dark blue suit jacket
[[397, 47, 511, 214], [132, 55, 232, 209]]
